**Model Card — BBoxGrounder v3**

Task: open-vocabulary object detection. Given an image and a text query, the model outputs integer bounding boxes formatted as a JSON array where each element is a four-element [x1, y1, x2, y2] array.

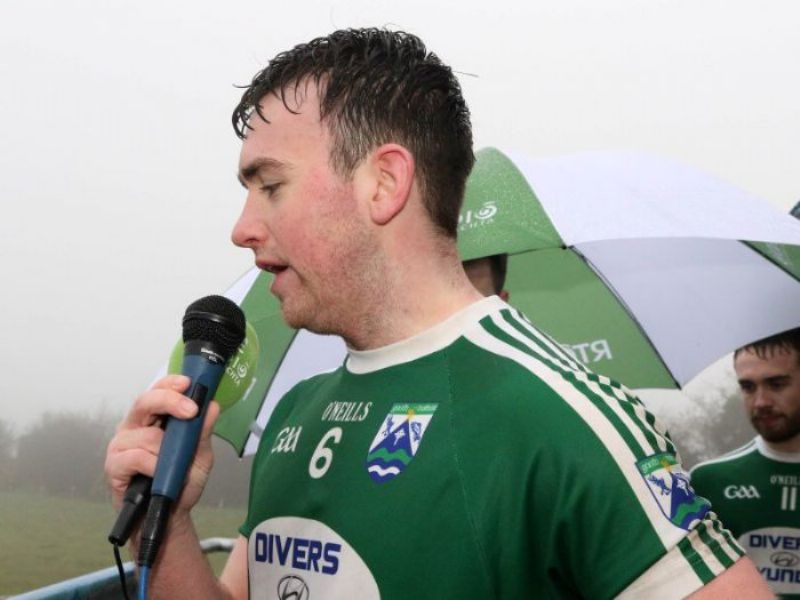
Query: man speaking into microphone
[[104, 28, 769, 599]]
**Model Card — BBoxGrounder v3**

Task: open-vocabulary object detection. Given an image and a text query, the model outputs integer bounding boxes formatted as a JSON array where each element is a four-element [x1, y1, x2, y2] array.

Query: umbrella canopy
[[212, 149, 800, 456], [459, 148, 800, 388]]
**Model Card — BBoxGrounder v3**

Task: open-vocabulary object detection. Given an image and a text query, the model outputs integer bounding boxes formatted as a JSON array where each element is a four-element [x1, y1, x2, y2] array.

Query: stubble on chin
[[278, 295, 321, 333], [753, 413, 800, 444]]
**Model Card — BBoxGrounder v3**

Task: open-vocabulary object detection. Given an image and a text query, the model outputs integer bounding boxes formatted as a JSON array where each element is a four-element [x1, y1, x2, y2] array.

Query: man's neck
[[345, 282, 484, 351], [343, 243, 484, 351]]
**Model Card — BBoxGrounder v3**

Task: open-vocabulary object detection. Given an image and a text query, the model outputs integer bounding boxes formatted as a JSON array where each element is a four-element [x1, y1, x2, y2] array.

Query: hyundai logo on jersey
[[277, 575, 309, 600], [365, 403, 438, 483]]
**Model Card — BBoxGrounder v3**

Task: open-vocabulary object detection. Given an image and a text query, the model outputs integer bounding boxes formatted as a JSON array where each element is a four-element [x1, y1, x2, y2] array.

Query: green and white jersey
[[691, 437, 800, 598], [241, 297, 743, 599]]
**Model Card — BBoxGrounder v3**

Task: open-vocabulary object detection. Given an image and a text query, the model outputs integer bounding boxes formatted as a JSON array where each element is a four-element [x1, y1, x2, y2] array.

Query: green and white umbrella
[[459, 148, 800, 388], [211, 148, 800, 456]]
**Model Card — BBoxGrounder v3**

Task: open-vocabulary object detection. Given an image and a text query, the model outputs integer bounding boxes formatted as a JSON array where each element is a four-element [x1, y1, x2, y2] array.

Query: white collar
[[345, 296, 507, 374], [756, 436, 800, 463]]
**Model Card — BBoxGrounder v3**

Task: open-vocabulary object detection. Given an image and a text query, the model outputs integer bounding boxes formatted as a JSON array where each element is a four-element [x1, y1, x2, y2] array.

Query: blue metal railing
[[9, 538, 235, 600]]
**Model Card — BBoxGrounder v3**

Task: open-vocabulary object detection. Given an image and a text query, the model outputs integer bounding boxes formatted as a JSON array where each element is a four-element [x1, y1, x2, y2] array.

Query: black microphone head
[[182, 295, 246, 360]]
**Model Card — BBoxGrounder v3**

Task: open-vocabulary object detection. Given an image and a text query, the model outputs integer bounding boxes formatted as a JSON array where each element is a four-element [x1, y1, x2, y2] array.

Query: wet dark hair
[[734, 328, 800, 363], [232, 28, 474, 237]]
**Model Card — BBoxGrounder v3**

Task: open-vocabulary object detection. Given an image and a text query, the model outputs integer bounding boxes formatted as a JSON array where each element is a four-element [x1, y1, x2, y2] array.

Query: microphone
[[115, 295, 245, 567]]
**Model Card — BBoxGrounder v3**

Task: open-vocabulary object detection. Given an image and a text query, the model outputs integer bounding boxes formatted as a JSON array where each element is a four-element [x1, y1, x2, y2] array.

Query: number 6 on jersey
[[309, 427, 342, 479]]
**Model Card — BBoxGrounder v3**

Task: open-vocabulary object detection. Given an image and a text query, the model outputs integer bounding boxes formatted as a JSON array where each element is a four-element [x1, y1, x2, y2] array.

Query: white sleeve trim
[[615, 543, 704, 600]]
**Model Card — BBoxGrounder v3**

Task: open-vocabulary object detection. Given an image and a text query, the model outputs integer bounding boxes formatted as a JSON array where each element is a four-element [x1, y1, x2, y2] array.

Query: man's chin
[[280, 302, 330, 335], [755, 419, 800, 444], [280, 305, 310, 331]]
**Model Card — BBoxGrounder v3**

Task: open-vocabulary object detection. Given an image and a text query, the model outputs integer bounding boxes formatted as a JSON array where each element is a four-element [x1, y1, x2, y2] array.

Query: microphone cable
[[138, 564, 150, 600], [112, 542, 132, 600]]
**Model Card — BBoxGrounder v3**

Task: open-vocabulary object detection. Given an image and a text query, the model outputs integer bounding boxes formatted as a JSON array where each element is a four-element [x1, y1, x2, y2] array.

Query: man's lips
[[256, 260, 290, 296], [753, 413, 784, 427], [256, 260, 288, 275]]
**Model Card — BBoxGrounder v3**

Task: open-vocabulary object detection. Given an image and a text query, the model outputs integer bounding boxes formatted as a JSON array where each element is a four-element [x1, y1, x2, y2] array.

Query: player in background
[[692, 328, 800, 598]]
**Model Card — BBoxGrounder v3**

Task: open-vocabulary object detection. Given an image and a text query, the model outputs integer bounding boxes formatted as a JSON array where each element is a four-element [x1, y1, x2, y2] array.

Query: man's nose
[[231, 194, 268, 250], [752, 387, 773, 409]]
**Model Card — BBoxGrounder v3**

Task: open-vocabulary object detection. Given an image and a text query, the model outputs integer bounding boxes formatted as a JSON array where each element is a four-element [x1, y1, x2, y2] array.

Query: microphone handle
[[108, 350, 224, 547], [151, 354, 225, 500], [138, 352, 226, 568]]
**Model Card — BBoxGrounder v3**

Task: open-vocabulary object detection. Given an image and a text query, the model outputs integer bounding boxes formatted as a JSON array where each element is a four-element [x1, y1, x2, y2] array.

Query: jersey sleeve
[[616, 532, 747, 599], [529, 383, 747, 598], [452, 315, 746, 598]]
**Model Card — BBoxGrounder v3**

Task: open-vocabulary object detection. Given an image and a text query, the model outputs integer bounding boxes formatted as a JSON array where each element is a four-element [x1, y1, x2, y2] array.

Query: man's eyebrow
[[237, 157, 289, 187]]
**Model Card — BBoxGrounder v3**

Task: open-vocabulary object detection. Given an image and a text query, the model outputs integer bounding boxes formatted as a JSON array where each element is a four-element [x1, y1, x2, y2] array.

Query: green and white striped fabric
[[239, 296, 743, 598]]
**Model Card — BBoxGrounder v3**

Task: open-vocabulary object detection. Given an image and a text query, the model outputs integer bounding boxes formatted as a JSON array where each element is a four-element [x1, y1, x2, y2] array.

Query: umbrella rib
[[570, 245, 682, 389], [240, 329, 301, 455], [741, 240, 800, 282]]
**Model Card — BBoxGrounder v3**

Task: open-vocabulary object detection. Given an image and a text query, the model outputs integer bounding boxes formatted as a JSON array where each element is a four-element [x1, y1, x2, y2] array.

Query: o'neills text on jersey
[[322, 402, 372, 423], [771, 474, 800, 486]]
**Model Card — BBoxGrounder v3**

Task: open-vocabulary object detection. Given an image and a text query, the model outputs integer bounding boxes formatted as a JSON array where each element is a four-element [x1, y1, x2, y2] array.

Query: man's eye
[[261, 183, 281, 196]]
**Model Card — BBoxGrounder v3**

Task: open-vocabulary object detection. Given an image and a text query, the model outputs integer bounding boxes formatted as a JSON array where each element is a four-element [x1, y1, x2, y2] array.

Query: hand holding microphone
[[105, 295, 246, 568]]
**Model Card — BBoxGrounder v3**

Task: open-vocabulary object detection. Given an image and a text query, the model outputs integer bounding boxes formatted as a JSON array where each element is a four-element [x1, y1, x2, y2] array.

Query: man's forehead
[[735, 346, 800, 373], [250, 80, 323, 125], [238, 85, 328, 177]]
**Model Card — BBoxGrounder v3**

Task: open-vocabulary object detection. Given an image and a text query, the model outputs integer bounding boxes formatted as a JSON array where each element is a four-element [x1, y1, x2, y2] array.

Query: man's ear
[[368, 144, 415, 225]]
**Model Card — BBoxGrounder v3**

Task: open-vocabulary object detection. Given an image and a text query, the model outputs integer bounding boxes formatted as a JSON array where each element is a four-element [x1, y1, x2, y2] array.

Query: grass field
[[0, 490, 246, 596]]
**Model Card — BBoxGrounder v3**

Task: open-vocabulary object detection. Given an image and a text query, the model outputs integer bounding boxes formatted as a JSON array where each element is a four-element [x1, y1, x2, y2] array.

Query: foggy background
[[2, 0, 798, 592], [1, 0, 798, 435]]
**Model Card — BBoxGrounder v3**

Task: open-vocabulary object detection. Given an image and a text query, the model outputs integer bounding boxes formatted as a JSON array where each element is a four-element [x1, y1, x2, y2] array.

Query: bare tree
[[14, 410, 118, 499], [0, 419, 14, 490]]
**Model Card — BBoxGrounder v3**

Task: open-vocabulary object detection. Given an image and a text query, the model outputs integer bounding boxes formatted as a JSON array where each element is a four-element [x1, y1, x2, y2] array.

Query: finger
[[120, 380, 196, 430], [107, 426, 164, 456], [151, 373, 191, 393], [105, 447, 159, 490]]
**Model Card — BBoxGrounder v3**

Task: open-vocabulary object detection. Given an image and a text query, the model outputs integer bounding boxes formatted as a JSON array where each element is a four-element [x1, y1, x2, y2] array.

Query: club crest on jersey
[[365, 403, 438, 483], [637, 452, 711, 530]]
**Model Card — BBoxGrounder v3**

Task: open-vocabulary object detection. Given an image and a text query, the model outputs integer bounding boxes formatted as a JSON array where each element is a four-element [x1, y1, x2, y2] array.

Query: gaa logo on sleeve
[[637, 452, 711, 530], [365, 403, 438, 483]]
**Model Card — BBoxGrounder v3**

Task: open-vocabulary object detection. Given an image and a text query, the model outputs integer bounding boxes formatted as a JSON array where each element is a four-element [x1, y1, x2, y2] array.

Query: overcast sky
[[1, 0, 798, 433]]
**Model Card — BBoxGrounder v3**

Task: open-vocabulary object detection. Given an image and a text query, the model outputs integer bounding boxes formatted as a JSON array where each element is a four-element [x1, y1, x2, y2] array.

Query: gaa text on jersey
[[321, 401, 372, 423], [271, 426, 302, 454], [723, 484, 760, 499]]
